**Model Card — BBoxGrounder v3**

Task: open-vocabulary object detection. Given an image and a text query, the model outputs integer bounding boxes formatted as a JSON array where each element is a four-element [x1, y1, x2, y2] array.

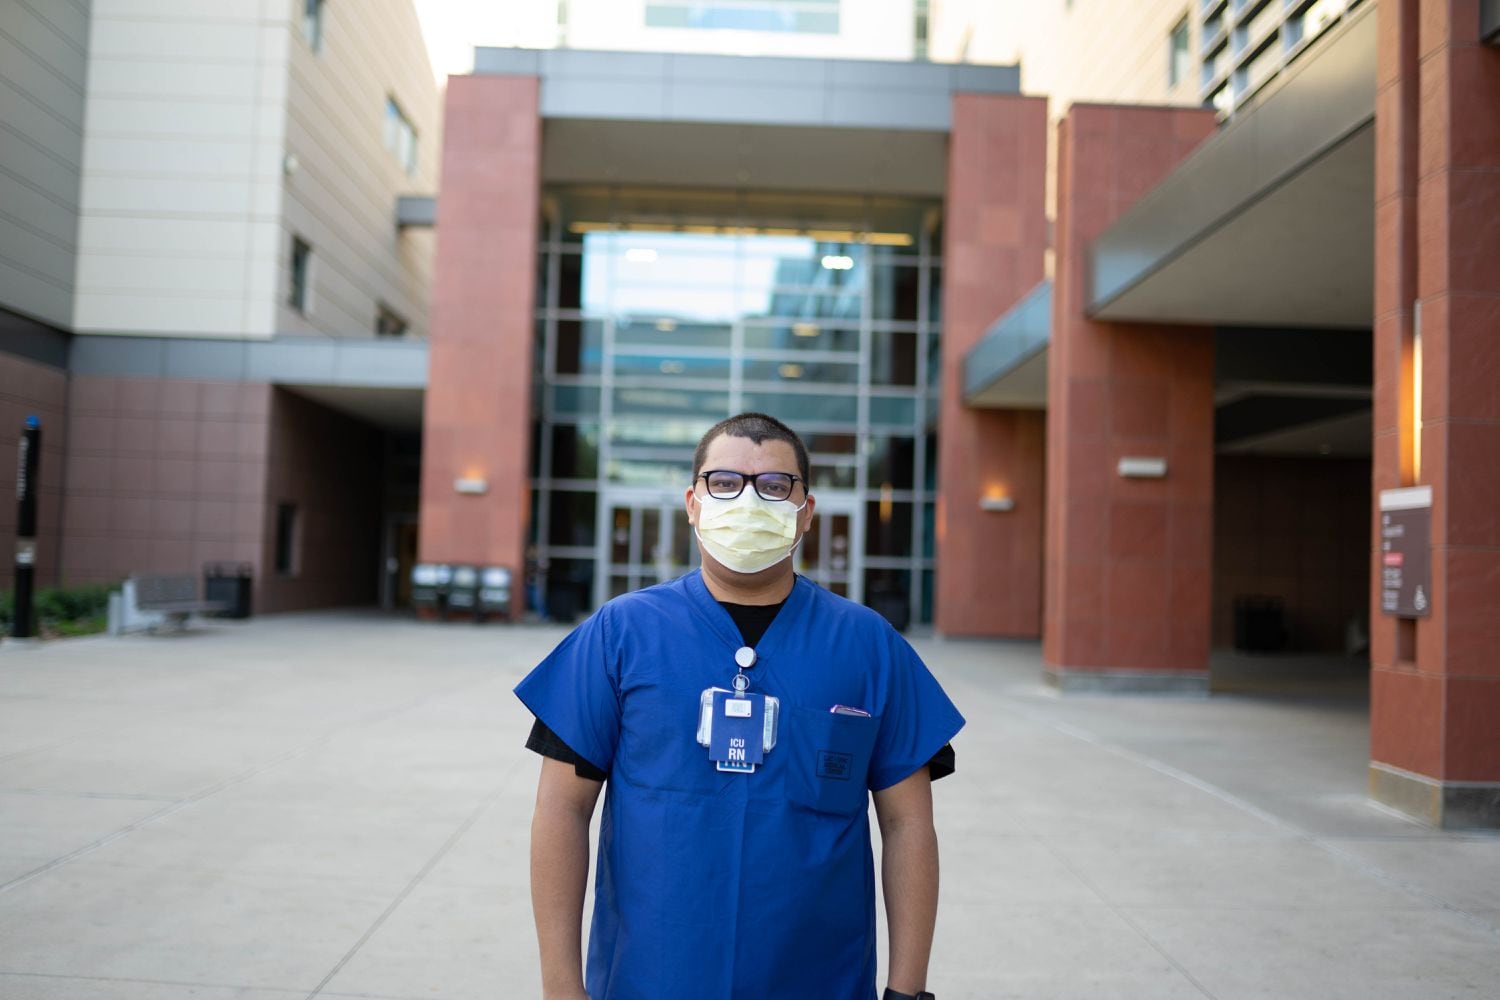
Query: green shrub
[[2, 581, 118, 637]]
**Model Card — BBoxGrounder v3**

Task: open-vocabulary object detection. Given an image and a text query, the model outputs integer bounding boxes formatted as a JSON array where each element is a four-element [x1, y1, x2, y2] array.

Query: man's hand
[[872, 767, 938, 997], [532, 757, 604, 999]]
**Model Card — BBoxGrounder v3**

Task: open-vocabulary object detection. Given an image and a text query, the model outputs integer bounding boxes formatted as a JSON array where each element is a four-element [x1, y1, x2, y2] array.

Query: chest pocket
[[782, 706, 881, 815]]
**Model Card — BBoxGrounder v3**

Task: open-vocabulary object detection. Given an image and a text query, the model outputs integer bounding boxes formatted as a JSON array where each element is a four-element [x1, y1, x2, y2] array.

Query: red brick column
[[420, 75, 541, 615], [934, 93, 1048, 638], [1369, 0, 1500, 827], [1044, 104, 1217, 690]]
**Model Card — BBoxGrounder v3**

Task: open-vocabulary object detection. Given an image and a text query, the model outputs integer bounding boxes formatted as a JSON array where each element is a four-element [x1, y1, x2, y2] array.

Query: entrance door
[[796, 493, 863, 603], [597, 488, 698, 607], [382, 515, 419, 609]]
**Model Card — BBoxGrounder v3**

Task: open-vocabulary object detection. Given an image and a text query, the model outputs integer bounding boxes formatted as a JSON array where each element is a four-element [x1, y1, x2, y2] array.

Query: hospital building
[[2, 0, 1498, 827]]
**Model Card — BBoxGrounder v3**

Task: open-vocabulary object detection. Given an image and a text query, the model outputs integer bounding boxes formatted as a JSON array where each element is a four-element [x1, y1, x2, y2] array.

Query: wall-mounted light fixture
[[1117, 456, 1168, 479], [454, 477, 489, 495], [1412, 298, 1423, 481], [979, 485, 1015, 512]]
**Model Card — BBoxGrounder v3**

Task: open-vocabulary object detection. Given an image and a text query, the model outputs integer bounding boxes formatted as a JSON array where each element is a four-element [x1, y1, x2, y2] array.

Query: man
[[516, 412, 963, 1000]]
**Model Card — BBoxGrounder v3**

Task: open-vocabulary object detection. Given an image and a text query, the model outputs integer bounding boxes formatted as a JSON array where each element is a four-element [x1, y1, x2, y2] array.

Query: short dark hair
[[693, 412, 811, 486]]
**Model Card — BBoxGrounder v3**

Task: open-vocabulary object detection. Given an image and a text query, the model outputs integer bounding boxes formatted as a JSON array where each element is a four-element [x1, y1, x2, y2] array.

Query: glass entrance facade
[[531, 187, 943, 626]]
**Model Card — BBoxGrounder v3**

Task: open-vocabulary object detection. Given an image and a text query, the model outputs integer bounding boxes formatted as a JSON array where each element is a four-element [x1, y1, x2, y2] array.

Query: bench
[[114, 574, 229, 633]]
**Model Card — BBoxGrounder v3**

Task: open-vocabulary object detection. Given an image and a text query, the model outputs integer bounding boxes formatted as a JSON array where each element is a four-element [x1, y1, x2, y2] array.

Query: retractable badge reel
[[697, 646, 780, 773]]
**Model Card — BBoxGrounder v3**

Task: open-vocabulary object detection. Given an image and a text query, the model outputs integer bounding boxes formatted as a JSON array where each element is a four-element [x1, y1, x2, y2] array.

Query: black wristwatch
[[883, 990, 935, 1000]]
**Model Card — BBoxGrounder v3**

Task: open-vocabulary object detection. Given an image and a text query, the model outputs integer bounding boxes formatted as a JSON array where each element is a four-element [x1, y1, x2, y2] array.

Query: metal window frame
[[533, 190, 939, 622]]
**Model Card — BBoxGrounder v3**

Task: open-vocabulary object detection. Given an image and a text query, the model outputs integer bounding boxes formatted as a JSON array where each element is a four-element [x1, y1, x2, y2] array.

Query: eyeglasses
[[697, 470, 804, 502]]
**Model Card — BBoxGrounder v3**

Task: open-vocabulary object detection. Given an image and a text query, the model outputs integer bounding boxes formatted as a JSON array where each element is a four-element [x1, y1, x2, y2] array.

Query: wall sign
[[1379, 485, 1432, 618]]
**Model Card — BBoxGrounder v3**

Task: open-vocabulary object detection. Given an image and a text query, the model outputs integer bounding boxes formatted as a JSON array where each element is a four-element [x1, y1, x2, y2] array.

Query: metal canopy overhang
[[69, 335, 428, 431], [963, 281, 1051, 409], [1087, 2, 1377, 329], [474, 47, 1020, 197]]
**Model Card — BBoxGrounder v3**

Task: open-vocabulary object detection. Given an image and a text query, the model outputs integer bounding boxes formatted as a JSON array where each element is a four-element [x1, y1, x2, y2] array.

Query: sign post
[[1379, 485, 1432, 618], [12, 415, 40, 639]]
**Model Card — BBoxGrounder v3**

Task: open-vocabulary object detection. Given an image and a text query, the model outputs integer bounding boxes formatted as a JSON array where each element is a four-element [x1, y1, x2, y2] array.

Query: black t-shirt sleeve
[[527, 717, 608, 782], [927, 742, 956, 782]]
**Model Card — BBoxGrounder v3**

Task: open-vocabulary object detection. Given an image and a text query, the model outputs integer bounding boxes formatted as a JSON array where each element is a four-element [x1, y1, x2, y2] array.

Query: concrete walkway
[[0, 612, 1495, 999]]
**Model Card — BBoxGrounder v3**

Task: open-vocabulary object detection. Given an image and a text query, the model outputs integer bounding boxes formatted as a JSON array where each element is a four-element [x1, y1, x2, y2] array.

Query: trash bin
[[1233, 595, 1287, 653], [477, 566, 512, 620], [411, 563, 451, 617], [204, 562, 253, 619], [446, 565, 480, 619]]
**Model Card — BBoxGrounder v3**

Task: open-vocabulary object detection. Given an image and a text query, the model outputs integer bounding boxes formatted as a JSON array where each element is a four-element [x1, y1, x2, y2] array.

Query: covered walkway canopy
[[963, 3, 1377, 409]]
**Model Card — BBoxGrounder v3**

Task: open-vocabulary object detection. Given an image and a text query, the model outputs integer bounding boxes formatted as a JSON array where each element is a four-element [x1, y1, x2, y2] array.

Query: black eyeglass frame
[[695, 470, 807, 502]]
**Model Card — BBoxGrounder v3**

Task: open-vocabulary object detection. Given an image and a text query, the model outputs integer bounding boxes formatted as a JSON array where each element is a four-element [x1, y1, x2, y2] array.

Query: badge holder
[[697, 646, 779, 773]]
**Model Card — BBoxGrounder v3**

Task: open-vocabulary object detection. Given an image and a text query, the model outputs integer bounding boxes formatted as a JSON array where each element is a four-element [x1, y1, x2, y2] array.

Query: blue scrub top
[[515, 570, 965, 1000]]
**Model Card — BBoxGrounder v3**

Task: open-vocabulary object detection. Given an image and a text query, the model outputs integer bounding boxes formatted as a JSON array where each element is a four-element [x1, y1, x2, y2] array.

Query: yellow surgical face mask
[[695, 490, 806, 574]]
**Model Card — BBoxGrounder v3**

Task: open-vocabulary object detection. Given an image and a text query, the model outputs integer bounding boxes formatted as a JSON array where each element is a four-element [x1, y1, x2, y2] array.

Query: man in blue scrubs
[[517, 412, 963, 1000]]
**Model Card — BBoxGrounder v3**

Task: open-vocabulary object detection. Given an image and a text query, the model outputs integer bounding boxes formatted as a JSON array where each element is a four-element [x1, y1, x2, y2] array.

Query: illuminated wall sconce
[[1117, 457, 1168, 479], [979, 485, 1015, 512], [454, 477, 489, 495]]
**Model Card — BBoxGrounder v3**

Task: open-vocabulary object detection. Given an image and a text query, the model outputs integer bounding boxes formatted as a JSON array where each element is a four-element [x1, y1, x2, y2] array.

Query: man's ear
[[799, 493, 816, 532], [684, 487, 699, 527]]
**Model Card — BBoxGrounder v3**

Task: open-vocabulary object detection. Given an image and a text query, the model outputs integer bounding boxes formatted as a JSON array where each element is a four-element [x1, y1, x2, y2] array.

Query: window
[[303, 0, 324, 53], [1169, 16, 1191, 87], [644, 1, 840, 34], [913, 0, 929, 59], [289, 236, 312, 313], [383, 97, 418, 175], [376, 304, 408, 337], [275, 502, 299, 577]]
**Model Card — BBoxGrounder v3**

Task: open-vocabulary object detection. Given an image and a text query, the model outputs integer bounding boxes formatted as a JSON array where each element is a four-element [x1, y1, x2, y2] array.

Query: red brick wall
[[1213, 455, 1370, 652], [62, 376, 270, 589], [1044, 104, 1219, 674], [0, 354, 68, 591], [419, 74, 541, 614], [259, 388, 382, 614], [1371, 0, 1500, 783], [934, 92, 1049, 638]]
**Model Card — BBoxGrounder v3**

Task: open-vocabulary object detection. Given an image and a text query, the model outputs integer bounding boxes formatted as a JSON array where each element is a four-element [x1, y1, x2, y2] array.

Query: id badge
[[697, 687, 780, 774], [708, 691, 764, 773]]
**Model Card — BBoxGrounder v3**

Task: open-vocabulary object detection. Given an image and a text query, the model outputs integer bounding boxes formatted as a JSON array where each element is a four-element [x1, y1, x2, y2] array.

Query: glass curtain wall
[[531, 187, 942, 627]]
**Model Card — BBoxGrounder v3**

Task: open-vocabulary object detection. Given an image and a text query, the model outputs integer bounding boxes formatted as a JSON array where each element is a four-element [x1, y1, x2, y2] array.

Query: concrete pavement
[[0, 612, 1496, 999]]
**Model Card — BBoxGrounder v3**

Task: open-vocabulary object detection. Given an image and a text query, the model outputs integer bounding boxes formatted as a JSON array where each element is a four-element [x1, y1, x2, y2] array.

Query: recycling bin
[[411, 563, 451, 617], [477, 566, 512, 620], [446, 565, 480, 619]]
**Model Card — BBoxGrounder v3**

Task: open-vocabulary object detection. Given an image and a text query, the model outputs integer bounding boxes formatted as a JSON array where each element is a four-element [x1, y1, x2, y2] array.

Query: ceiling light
[[659, 360, 686, 374], [792, 322, 820, 337], [821, 255, 854, 271], [656, 318, 677, 332], [778, 364, 804, 379]]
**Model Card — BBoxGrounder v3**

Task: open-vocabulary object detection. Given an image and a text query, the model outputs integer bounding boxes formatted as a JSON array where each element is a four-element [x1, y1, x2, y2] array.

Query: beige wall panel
[[0, 0, 90, 328], [73, 293, 252, 335], [276, 0, 438, 339], [78, 217, 251, 254], [91, 0, 263, 19]]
